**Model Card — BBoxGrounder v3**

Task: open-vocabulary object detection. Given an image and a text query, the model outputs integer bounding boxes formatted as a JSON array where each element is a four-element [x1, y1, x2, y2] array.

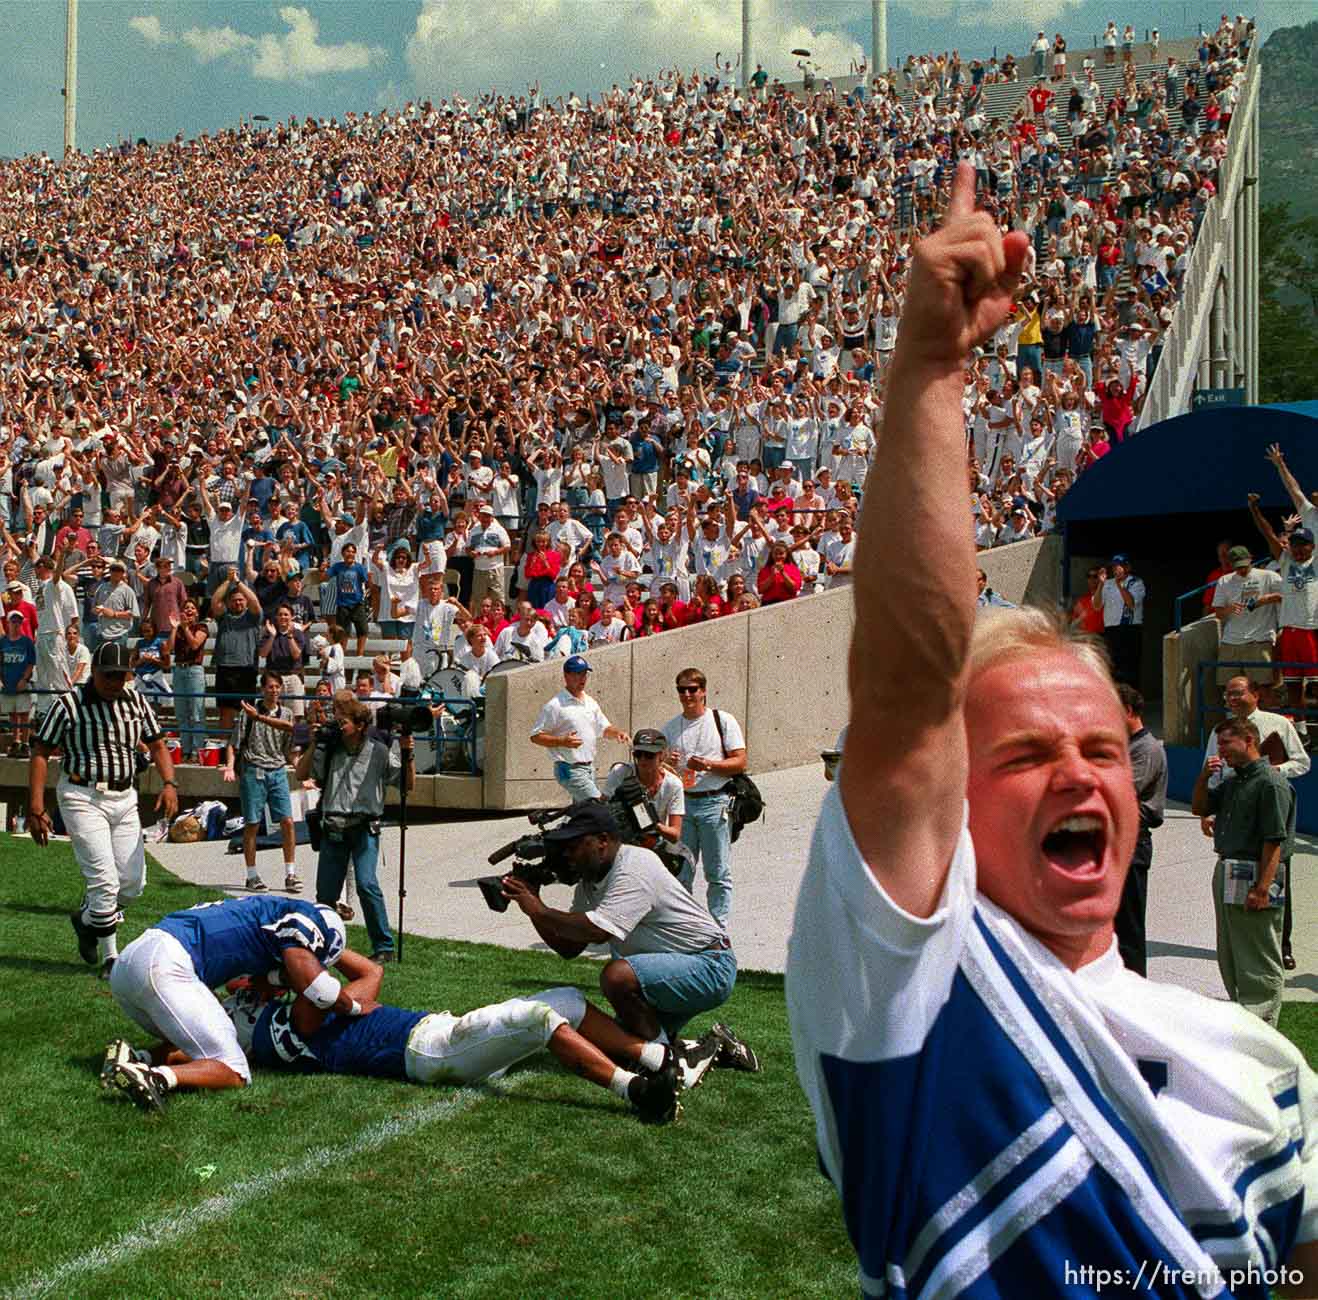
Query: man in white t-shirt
[[661, 668, 746, 925], [788, 171, 1318, 1297], [530, 655, 630, 800], [500, 801, 741, 1048], [494, 601, 551, 663], [412, 572, 461, 677], [1100, 552, 1145, 687], [468, 503, 511, 606], [1212, 545, 1281, 690]]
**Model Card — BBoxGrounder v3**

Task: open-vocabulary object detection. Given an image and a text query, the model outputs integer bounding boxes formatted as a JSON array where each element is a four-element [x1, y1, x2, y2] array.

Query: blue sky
[[4, 0, 1314, 158]]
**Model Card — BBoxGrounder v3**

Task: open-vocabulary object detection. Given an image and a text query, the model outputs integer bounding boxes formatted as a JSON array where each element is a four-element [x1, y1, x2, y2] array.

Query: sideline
[[4, 1081, 512, 1299]]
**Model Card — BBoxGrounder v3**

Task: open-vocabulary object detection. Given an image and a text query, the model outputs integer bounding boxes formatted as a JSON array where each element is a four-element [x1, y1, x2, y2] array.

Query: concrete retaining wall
[[481, 535, 1063, 809], [1163, 615, 1221, 747]]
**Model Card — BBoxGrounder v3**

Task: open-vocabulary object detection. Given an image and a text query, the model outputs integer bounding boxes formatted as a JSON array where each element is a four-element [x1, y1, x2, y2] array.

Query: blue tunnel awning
[[1058, 403, 1318, 525]]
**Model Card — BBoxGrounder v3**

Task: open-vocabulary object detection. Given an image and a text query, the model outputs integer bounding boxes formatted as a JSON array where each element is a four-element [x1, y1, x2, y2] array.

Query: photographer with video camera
[[500, 800, 738, 1045], [295, 689, 414, 964]]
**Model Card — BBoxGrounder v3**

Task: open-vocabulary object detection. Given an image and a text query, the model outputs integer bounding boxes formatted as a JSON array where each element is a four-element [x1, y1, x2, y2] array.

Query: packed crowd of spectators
[[0, 15, 1255, 752]]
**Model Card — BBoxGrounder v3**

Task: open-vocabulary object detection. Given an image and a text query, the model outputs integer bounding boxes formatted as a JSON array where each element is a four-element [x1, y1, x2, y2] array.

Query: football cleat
[[628, 1064, 680, 1124], [672, 1032, 721, 1094], [110, 1061, 168, 1114], [70, 910, 97, 965], [335, 901, 355, 921], [710, 1022, 760, 1073], [98, 957, 116, 981], [99, 1039, 132, 1090]]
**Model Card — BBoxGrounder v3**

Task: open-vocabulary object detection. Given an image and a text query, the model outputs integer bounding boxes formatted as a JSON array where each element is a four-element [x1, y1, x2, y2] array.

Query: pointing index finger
[[945, 161, 978, 223]]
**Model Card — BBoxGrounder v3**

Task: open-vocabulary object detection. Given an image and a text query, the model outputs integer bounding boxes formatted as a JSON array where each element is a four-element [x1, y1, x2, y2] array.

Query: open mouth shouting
[[1040, 813, 1108, 877]]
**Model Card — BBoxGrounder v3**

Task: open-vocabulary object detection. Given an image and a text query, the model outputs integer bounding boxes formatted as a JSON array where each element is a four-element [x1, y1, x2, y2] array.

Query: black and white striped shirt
[[34, 683, 164, 785]]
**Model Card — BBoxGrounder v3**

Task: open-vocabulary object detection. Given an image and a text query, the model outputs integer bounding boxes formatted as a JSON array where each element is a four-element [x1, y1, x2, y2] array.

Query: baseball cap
[[109, 558, 127, 572], [6, 609, 23, 621], [5, 581, 22, 593], [541, 800, 621, 843], [564, 655, 592, 674], [1110, 552, 1130, 566], [92, 641, 133, 672], [1292, 528, 1315, 545], [1227, 545, 1251, 568], [631, 728, 667, 754], [477, 502, 494, 514]]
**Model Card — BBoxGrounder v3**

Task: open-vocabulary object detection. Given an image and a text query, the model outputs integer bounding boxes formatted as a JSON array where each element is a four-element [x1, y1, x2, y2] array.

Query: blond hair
[[968, 606, 1116, 700]]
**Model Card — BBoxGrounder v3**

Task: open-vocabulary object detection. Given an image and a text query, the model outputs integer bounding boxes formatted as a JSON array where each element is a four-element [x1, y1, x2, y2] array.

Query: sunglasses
[[676, 685, 703, 695]]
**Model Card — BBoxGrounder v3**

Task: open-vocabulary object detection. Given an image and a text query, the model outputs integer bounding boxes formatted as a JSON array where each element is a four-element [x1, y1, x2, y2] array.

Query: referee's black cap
[[92, 641, 133, 673]]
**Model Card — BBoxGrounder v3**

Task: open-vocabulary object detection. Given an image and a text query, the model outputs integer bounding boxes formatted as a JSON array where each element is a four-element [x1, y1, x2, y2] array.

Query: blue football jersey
[[249, 1002, 425, 1080], [155, 897, 344, 987]]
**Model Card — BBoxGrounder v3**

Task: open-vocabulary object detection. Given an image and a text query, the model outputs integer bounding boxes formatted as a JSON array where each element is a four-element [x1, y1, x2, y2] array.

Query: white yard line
[[6, 1082, 509, 1300]]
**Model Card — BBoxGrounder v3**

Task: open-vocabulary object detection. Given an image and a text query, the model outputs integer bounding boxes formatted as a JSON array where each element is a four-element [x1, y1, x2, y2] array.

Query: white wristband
[[347, 999, 364, 1017], [302, 970, 341, 1010], [266, 967, 286, 988]]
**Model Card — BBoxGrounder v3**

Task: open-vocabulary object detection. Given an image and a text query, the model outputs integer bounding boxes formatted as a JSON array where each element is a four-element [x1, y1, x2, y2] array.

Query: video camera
[[476, 776, 660, 913]]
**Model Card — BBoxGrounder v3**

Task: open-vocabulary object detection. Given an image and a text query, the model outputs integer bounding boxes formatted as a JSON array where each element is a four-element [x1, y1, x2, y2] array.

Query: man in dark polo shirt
[[1192, 716, 1295, 1026]]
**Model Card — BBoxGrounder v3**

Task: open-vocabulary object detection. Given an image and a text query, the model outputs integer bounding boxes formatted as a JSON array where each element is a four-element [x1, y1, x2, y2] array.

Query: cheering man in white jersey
[[786, 164, 1318, 1299]]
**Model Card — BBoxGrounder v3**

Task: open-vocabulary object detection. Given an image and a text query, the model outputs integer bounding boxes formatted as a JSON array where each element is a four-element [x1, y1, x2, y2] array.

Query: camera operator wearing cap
[[602, 729, 687, 871], [28, 640, 179, 977], [500, 801, 736, 1041], [1099, 553, 1145, 686], [295, 690, 414, 963], [530, 655, 630, 801]]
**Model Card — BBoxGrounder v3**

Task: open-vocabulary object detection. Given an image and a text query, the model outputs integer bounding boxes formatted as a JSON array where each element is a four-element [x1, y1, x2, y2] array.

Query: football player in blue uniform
[[103, 895, 372, 1112], [219, 970, 756, 1124]]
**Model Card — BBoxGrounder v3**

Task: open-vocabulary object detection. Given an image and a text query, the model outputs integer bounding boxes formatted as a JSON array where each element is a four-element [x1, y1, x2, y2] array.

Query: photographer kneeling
[[501, 801, 736, 1041], [295, 690, 413, 963]]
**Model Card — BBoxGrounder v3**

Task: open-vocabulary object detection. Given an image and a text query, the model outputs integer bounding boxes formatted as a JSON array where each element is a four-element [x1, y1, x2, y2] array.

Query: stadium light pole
[[741, 0, 751, 89], [63, 0, 79, 156], [873, 0, 887, 78]]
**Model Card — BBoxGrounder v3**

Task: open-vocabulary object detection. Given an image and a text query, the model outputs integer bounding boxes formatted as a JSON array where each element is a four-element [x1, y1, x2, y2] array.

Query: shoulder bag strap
[[712, 708, 729, 759]]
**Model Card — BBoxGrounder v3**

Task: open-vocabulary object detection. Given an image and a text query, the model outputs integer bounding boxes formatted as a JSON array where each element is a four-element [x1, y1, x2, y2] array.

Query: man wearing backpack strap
[[661, 668, 746, 925]]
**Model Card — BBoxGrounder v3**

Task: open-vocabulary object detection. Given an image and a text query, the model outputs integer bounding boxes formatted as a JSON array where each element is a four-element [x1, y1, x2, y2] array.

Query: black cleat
[[628, 1064, 680, 1125], [672, 1032, 722, 1093], [110, 1061, 168, 1114], [98, 957, 116, 981], [710, 1022, 760, 1073], [70, 910, 97, 965]]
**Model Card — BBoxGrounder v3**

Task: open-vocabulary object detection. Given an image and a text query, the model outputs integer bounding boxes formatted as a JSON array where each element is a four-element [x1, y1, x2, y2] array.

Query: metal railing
[[1171, 556, 1268, 631], [2, 686, 482, 776], [1135, 48, 1259, 430]]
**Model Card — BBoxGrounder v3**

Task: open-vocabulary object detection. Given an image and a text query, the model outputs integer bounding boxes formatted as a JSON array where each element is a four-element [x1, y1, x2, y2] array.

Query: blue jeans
[[554, 762, 601, 801], [790, 457, 816, 483], [625, 947, 737, 1039], [762, 445, 786, 472], [1017, 344, 1042, 382], [316, 824, 393, 956], [172, 664, 205, 757], [680, 792, 733, 924]]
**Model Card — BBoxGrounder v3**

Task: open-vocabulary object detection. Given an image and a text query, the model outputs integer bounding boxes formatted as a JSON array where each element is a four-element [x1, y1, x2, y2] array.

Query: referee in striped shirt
[[28, 641, 180, 977]]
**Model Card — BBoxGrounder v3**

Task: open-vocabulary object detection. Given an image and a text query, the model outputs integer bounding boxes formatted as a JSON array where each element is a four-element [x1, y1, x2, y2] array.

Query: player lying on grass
[[104, 895, 368, 1107], [104, 961, 759, 1123]]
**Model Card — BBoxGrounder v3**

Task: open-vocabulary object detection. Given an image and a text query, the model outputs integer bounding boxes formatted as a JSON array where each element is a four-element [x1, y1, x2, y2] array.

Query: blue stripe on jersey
[[970, 914, 1174, 1198], [155, 897, 335, 987], [250, 1002, 425, 1079], [1273, 1084, 1300, 1114], [820, 925, 1222, 1300]]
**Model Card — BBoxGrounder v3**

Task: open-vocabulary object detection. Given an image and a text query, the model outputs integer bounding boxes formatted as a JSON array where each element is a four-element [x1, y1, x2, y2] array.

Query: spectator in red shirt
[[1203, 540, 1235, 611], [655, 581, 687, 629], [1070, 565, 1107, 634], [1101, 373, 1141, 442], [523, 530, 563, 608], [1, 583, 38, 639], [757, 544, 804, 605], [1027, 80, 1055, 120], [53, 506, 93, 555]]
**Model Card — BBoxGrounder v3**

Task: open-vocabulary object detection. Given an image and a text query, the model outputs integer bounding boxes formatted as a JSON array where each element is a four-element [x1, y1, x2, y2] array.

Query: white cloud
[[130, 6, 384, 80], [127, 15, 172, 46], [181, 25, 256, 64], [250, 7, 386, 81], [405, 0, 865, 101]]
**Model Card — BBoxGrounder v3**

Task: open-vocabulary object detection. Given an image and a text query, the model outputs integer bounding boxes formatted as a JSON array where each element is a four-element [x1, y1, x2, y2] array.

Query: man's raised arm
[[840, 163, 1028, 918]]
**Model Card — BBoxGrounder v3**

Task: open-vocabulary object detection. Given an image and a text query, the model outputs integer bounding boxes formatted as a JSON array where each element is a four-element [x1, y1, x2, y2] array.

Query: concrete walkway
[[149, 763, 1316, 1001]]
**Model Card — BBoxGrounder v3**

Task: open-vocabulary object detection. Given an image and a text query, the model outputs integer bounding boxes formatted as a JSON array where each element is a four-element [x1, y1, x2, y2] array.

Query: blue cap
[[564, 655, 592, 674], [1292, 528, 1315, 545], [1111, 552, 1130, 565]]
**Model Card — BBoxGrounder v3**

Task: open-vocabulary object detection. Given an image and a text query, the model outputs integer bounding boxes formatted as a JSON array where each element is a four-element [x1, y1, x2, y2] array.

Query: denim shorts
[[239, 765, 293, 826], [624, 946, 736, 1038]]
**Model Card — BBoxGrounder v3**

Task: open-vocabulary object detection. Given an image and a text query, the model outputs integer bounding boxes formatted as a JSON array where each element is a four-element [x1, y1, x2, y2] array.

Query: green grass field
[[0, 837, 855, 1300], [5, 840, 1317, 1300]]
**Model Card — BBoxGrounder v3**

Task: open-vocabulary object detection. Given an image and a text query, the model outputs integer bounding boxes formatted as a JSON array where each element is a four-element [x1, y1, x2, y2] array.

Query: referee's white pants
[[57, 778, 145, 931], [404, 988, 585, 1085], [110, 930, 251, 1083]]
